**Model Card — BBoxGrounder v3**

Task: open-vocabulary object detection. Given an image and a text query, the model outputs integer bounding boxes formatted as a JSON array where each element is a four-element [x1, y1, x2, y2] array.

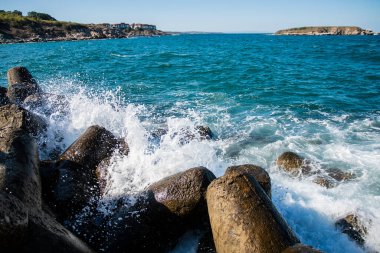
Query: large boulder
[[7, 66, 41, 103], [0, 104, 47, 148], [60, 125, 128, 170], [282, 244, 323, 253], [206, 172, 299, 253], [147, 166, 216, 225], [0, 130, 41, 208], [41, 126, 128, 220], [225, 164, 271, 198], [335, 214, 367, 246]]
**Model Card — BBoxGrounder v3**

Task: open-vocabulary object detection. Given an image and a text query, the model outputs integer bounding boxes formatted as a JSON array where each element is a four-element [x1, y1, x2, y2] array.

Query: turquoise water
[[1, 34, 380, 252]]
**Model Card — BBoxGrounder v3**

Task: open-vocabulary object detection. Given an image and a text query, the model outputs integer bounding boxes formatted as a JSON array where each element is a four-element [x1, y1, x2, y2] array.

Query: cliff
[[275, 26, 374, 36], [0, 11, 167, 44]]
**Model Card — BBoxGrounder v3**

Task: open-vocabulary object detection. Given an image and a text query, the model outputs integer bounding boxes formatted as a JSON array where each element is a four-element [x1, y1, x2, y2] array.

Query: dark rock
[[0, 130, 41, 208], [60, 125, 128, 170], [335, 214, 367, 246], [0, 86, 10, 105], [282, 244, 324, 253], [206, 172, 299, 253], [44, 160, 99, 221], [277, 151, 311, 175], [147, 167, 216, 224], [0, 193, 29, 252], [7, 67, 41, 103], [313, 176, 335, 189], [0, 104, 47, 147], [82, 192, 184, 253], [195, 126, 213, 140], [225, 164, 271, 198], [95, 158, 111, 196], [326, 168, 355, 182]]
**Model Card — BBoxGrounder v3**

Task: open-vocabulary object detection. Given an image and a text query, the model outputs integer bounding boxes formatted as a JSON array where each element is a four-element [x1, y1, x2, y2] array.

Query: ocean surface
[[1, 34, 380, 252]]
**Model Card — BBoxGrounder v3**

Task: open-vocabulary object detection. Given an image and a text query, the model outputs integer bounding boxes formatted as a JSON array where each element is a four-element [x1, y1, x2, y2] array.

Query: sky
[[1, 0, 380, 33]]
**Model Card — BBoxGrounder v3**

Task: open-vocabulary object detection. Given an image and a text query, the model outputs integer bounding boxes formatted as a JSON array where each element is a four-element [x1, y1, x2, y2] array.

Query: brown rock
[[7, 66, 41, 103], [195, 126, 213, 140], [225, 164, 271, 198], [282, 244, 324, 253], [335, 214, 367, 246], [277, 151, 311, 175], [147, 167, 216, 223], [60, 125, 127, 170], [326, 168, 355, 182], [206, 172, 299, 253], [313, 176, 335, 189]]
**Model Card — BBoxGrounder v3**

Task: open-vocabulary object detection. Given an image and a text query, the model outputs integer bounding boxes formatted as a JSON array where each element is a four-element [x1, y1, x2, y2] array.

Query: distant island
[[275, 26, 375, 36], [0, 10, 168, 44]]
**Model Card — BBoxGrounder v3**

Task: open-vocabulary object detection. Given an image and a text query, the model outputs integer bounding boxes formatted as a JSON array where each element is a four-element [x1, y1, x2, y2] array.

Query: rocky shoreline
[[275, 26, 375, 36], [0, 67, 369, 252]]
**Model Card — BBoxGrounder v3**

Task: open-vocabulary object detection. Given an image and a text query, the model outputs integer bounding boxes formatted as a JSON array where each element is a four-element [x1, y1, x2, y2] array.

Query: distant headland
[[275, 26, 376, 36], [0, 10, 168, 44]]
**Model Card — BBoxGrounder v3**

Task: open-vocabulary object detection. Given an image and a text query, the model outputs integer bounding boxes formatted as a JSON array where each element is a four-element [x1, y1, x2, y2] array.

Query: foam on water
[[30, 78, 380, 253]]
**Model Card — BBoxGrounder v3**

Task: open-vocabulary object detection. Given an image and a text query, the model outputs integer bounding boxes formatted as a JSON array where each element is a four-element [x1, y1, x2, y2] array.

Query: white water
[[31, 79, 380, 253]]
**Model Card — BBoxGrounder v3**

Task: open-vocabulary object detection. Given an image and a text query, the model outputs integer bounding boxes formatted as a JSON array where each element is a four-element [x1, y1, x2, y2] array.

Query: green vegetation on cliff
[[275, 26, 374, 35]]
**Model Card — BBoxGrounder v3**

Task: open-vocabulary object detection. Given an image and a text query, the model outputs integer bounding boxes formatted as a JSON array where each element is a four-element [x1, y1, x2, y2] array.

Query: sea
[[1, 34, 380, 252]]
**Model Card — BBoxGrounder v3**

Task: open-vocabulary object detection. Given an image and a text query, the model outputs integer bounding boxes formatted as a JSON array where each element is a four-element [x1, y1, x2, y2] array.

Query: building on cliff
[[131, 23, 156, 30], [107, 23, 130, 29]]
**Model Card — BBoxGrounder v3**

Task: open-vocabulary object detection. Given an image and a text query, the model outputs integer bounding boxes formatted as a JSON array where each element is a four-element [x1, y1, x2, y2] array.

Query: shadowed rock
[[7, 66, 41, 103], [313, 176, 335, 189], [0, 104, 47, 149], [225, 164, 271, 198], [23, 93, 68, 115], [0, 130, 41, 208], [282, 244, 324, 253], [335, 214, 368, 246], [326, 168, 355, 182], [147, 166, 216, 224], [0, 86, 10, 106], [207, 172, 299, 253]]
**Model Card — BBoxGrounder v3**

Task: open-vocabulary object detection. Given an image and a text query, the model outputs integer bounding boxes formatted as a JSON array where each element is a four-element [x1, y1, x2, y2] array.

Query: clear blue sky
[[1, 0, 380, 32]]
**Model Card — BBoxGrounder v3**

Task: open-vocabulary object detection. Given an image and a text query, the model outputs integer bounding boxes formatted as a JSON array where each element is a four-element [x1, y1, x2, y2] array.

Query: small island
[[275, 26, 375, 36], [0, 10, 168, 44]]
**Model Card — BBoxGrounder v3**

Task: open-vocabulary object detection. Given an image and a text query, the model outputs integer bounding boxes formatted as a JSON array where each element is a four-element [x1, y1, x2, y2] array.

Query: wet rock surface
[[7, 66, 41, 103], [335, 214, 368, 246], [206, 172, 299, 253], [225, 164, 271, 198], [282, 244, 323, 253]]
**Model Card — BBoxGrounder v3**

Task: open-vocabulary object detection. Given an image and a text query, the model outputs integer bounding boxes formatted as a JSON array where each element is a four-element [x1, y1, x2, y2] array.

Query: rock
[[7, 66, 41, 103], [275, 26, 374, 36], [83, 192, 184, 253], [24, 207, 94, 253], [313, 176, 335, 189], [0, 104, 47, 148], [147, 167, 216, 224], [44, 127, 128, 220], [276, 151, 311, 175], [326, 168, 355, 182], [60, 125, 128, 170], [43, 160, 99, 221], [225, 164, 271, 198], [0, 130, 41, 208], [206, 172, 299, 253], [0, 86, 10, 105], [195, 126, 213, 140], [282, 244, 323, 253], [335, 214, 367, 246], [95, 158, 111, 196], [0, 193, 29, 251]]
